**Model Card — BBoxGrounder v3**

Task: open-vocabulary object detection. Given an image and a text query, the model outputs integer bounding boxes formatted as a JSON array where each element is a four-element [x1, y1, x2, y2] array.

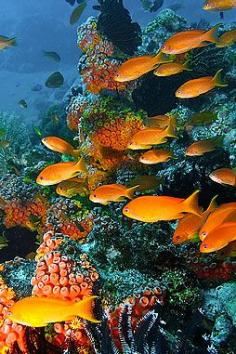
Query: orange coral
[[81, 59, 126, 94], [4, 197, 47, 231], [77, 17, 127, 94], [92, 118, 143, 151], [90, 145, 129, 171], [67, 111, 80, 132], [59, 217, 93, 242], [32, 231, 99, 353], [32, 232, 99, 301], [0, 276, 27, 353]]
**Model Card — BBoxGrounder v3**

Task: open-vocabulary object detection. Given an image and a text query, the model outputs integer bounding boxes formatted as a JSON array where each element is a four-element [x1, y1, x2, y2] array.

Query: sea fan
[[85, 305, 168, 354], [93, 0, 142, 55]]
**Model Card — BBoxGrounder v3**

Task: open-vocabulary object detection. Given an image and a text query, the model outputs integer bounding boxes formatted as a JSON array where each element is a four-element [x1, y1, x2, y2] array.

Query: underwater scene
[[0, 0, 236, 353]]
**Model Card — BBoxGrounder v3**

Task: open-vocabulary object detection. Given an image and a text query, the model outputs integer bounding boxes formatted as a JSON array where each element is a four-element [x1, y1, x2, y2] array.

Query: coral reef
[[77, 17, 127, 94], [0, 4, 236, 354]]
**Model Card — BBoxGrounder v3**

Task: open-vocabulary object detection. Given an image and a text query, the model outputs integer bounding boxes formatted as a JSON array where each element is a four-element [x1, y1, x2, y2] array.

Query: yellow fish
[[176, 69, 227, 99], [56, 177, 89, 198], [8, 295, 100, 327], [42, 136, 79, 157], [203, 0, 236, 12], [144, 115, 171, 129], [128, 117, 177, 150], [89, 184, 139, 205], [154, 61, 191, 77], [36, 158, 87, 186], [114, 52, 173, 82], [128, 175, 163, 192], [123, 190, 201, 223]]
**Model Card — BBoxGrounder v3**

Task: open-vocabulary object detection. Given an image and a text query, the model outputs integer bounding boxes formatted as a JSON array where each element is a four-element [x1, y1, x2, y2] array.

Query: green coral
[[81, 96, 146, 133]]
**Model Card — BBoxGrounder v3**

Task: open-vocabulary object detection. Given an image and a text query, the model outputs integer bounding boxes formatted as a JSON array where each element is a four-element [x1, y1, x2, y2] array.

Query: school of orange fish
[[5, 0, 236, 330], [35, 21, 236, 261]]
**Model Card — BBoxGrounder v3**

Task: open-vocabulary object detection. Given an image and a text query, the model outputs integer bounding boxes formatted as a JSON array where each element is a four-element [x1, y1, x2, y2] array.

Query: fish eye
[[40, 176, 43, 180], [123, 207, 129, 213], [93, 194, 96, 198], [202, 243, 208, 249], [201, 231, 207, 237]]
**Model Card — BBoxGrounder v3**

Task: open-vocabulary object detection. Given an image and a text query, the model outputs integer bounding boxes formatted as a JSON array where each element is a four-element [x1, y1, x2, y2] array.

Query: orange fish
[[122, 190, 201, 223], [128, 175, 163, 192], [139, 149, 174, 165], [56, 177, 89, 197], [209, 168, 236, 186], [42, 136, 79, 157], [199, 202, 236, 240], [144, 115, 171, 129], [128, 117, 177, 150], [203, 0, 236, 12], [36, 158, 87, 186], [216, 29, 236, 47], [8, 295, 100, 327], [185, 137, 222, 156], [161, 26, 219, 55], [172, 195, 217, 245], [154, 61, 191, 76], [175, 69, 227, 99], [114, 52, 173, 82], [89, 184, 140, 205], [200, 222, 236, 253]]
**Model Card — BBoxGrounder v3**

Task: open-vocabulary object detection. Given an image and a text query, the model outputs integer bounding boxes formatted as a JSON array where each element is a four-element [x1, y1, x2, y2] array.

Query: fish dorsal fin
[[205, 195, 218, 215]]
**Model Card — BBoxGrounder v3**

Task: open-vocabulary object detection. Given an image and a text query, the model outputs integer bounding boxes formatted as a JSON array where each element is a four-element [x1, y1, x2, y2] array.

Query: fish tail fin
[[75, 157, 87, 174], [183, 190, 201, 216], [203, 24, 220, 43], [154, 52, 175, 65], [210, 135, 224, 147], [205, 195, 218, 213], [165, 117, 177, 138], [183, 60, 192, 71], [126, 185, 140, 199], [9, 37, 17, 46], [73, 296, 101, 323], [213, 69, 228, 87]]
